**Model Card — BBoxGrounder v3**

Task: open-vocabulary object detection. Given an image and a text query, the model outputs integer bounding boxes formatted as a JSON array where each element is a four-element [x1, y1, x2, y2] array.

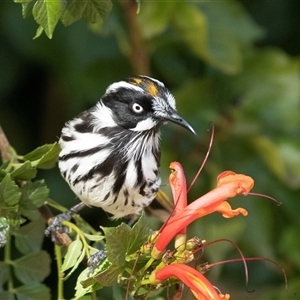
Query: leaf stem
[[62, 220, 91, 257], [139, 257, 155, 275], [4, 234, 14, 292], [55, 244, 64, 300]]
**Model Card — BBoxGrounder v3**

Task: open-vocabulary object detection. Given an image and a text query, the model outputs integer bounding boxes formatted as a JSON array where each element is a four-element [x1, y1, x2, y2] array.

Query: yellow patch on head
[[147, 82, 158, 96], [132, 78, 142, 85]]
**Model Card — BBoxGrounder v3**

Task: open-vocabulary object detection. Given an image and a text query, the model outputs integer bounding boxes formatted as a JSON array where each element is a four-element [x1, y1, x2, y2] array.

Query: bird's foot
[[45, 211, 72, 244], [45, 202, 86, 245], [87, 250, 107, 275]]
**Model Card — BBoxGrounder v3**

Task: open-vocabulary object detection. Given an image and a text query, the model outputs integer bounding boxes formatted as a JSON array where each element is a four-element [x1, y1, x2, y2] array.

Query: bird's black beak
[[165, 109, 196, 135]]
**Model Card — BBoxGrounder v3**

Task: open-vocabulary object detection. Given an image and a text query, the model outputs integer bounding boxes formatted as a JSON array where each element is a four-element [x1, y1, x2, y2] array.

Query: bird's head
[[98, 75, 195, 134]]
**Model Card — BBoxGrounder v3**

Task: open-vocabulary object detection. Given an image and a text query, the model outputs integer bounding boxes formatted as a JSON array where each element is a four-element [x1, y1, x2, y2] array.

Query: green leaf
[[75, 268, 103, 299], [13, 251, 51, 284], [0, 174, 21, 207], [33, 25, 44, 39], [14, 217, 45, 254], [20, 180, 50, 209], [32, 0, 64, 39], [126, 214, 151, 255], [83, 232, 105, 242], [61, 239, 83, 272], [10, 161, 37, 181], [23, 143, 60, 169], [15, 283, 51, 300], [102, 223, 131, 266], [102, 216, 150, 267], [75, 268, 95, 298], [90, 264, 123, 287], [61, 0, 112, 26]]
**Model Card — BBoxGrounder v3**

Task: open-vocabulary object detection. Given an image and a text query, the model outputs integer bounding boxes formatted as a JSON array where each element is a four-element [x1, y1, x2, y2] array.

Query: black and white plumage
[[58, 76, 195, 220]]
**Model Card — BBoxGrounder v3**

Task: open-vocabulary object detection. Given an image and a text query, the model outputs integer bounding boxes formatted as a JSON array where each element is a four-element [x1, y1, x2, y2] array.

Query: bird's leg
[[125, 214, 139, 227], [45, 202, 86, 245]]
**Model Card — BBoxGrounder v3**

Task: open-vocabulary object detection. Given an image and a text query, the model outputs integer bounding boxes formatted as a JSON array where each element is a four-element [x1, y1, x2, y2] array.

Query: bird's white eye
[[132, 103, 144, 114]]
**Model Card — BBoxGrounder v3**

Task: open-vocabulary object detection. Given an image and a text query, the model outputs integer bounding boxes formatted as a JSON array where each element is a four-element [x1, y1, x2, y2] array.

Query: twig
[[120, 0, 150, 75]]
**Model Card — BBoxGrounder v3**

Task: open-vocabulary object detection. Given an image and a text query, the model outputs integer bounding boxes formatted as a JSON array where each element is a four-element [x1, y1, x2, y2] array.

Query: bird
[[46, 75, 195, 242]]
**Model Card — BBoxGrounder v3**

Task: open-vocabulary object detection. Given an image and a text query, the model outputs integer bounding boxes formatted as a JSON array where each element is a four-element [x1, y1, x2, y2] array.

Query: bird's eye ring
[[132, 103, 144, 114]]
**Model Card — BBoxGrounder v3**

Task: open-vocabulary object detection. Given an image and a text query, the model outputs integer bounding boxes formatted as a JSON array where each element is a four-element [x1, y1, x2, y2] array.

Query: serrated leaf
[[10, 161, 37, 181], [89, 264, 123, 287], [61, 239, 83, 272], [102, 223, 131, 266], [60, 0, 82, 26], [127, 213, 151, 255], [15, 283, 51, 300], [20, 180, 49, 209], [13, 251, 51, 284], [13, 217, 45, 254], [28, 181, 49, 206], [61, 0, 112, 27], [32, 0, 64, 39], [23, 143, 60, 169], [83, 0, 112, 23], [0, 174, 21, 207]]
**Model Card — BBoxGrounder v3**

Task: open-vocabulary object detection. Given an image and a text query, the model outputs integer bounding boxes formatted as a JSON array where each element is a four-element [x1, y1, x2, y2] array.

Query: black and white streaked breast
[[58, 101, 162, 219]]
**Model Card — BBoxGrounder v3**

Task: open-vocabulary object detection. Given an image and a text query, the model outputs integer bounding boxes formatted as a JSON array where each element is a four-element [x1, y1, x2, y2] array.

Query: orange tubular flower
[[169, 162, 188, 213], [169, 162, 188, 250], [152, 168, 254, 258], [149, 263, 228, 300]]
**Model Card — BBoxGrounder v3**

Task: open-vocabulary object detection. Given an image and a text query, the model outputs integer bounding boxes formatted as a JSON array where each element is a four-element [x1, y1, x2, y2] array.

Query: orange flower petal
[[153, 169, 254, 256], [151, 264, 225, 300], [215, 201, 248, 218]]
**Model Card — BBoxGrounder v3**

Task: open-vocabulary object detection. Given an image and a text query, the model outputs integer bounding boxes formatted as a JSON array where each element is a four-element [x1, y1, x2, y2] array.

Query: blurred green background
[[1, 0, 300, 299]]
